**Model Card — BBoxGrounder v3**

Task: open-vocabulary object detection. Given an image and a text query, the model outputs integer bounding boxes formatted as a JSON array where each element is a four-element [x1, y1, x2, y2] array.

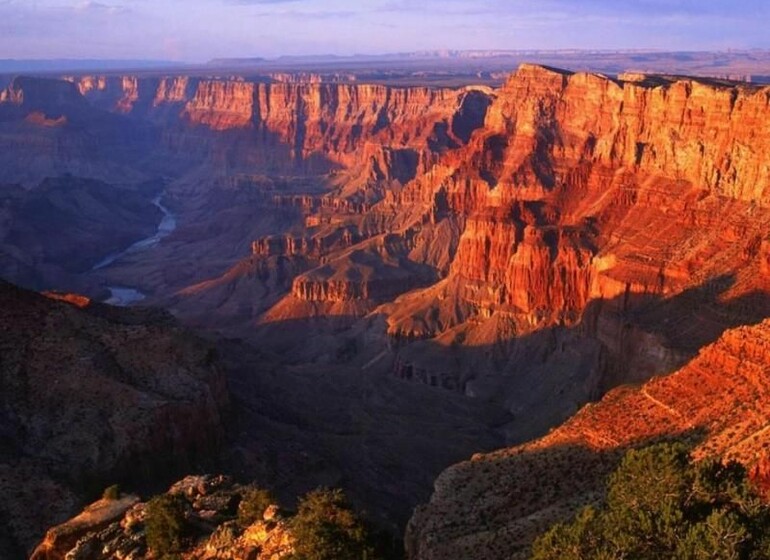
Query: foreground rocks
[[31, 475, 293, 560]]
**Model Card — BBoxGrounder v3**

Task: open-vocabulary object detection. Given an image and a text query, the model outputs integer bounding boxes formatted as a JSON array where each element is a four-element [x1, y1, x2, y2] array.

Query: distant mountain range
[[4, 50, 770, 85], [0, 59, 183, 74], [205, 49, 770, 83]]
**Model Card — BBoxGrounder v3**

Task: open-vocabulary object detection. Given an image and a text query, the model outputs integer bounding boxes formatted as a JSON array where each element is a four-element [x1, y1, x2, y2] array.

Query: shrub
[[532, 442, 770, 559], [288, 487, 374, 560], [145, 494, 189, 556], [102, 484, 120, 501], [237, 486, 275, 527]]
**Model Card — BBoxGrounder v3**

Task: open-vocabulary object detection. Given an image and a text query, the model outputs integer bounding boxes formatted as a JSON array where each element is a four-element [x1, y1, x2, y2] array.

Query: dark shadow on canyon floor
[[210, 272, 770, 540]]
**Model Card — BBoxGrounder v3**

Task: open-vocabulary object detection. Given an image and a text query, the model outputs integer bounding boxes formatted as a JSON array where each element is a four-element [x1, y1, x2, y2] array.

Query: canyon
[[0, 61, 769, 558]]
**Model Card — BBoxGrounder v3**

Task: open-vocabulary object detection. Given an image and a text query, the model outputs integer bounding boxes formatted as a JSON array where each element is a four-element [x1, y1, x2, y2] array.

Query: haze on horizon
[[1, 0, 769, 63]]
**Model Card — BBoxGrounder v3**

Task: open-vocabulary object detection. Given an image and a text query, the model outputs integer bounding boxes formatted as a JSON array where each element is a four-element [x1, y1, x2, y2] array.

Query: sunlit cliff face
[[1, 62, 770, 560], [3, 65, 770, 395]]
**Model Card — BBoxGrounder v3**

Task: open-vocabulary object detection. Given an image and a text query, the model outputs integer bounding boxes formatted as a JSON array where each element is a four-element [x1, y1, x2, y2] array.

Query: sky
[[1, 0, 769, 62]]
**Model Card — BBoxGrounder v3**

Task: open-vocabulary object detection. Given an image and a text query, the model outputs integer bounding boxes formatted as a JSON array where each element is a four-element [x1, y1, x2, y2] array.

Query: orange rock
[[42, 291, 91, 308]]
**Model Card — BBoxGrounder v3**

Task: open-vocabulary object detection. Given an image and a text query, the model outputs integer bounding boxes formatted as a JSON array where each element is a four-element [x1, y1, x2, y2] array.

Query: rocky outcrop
[[67, 75, 493, 176], [31, 475, 295, 560], [31, 496, 140, 560], [406, 319, 770, 560], [0, 280, 228, 555], [376, 65, 770, 399], [251, 226, 364, 259]]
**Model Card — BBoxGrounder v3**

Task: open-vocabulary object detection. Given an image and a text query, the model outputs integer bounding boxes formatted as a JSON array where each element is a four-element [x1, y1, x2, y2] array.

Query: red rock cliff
[[379, 65, 770, 395]]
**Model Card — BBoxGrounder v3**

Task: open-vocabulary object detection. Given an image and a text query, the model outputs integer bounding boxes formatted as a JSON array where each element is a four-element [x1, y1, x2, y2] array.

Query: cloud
[[0, 0, 768, 61], [376, 0, 769, 21]]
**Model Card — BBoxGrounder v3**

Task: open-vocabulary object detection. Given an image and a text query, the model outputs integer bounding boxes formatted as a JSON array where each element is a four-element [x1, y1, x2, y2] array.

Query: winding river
[[92, 194, 177, 306]]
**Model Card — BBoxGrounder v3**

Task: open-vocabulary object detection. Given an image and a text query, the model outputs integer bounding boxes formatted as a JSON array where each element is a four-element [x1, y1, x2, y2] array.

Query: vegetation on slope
[[532, 443, 770, 560]]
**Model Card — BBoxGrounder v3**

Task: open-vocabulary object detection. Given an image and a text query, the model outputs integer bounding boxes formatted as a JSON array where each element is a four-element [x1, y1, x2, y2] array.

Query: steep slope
[[0, 176, 163, 291], [194, 66, 770, 444], [0, 281, 228, 556], [0, 76, 153, 186], [406, 319, 770, 559]]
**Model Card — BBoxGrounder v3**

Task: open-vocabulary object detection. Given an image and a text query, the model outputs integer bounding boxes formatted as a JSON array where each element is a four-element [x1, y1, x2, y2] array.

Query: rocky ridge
[[405, 319, 770, 559], [0, 281, 228, 556], [31, 475, 294, 560]]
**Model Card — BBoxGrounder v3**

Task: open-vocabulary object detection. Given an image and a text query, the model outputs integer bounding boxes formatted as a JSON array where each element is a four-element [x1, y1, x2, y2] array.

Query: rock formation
[[0, 280, 228, 555], [31, 475, 294, 560], [2, 63, 770, 560], [405, 319, 770, 559], [63, 74, 493, 182]]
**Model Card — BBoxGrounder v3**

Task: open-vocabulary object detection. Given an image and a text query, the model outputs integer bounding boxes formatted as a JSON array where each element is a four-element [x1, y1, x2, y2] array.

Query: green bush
[[288, 487, 374, 560], [102, 484, 120, 501], [237, 486, 275, 527], [532, 442, 770, 560], [145, 494, 189, 556]]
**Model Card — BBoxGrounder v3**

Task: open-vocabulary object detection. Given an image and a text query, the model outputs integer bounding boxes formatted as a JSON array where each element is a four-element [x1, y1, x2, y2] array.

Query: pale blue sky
[[1, 0, 768, 61]]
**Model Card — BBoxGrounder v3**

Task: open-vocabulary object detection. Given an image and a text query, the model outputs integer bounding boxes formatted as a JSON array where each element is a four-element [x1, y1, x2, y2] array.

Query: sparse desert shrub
[[145, 494, 189, 556], [102, 484, 120, 501], [288, 487, 375, 560], [532, 442, 770, 560], [237, 486, 275, 527]]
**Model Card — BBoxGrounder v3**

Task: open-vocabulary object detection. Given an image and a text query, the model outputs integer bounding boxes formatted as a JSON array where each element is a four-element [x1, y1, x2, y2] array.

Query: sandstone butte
[[2, 64, 770, 558]]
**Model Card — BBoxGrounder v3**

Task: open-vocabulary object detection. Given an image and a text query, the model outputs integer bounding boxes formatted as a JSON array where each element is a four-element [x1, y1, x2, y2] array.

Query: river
[[92, 194, 177, 306]]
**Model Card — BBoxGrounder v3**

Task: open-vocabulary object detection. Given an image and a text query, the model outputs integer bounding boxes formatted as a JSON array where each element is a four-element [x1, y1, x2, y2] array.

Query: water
[[93, 194, 177, 307], [92, 194, 177, 271], [104, 287, 147, 306]]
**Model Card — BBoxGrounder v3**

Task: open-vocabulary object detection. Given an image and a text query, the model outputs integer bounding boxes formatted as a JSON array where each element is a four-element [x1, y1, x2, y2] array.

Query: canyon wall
[[406, 319, 770, 559], [5, 65, 767, 397], [68, 74, 492, 179], [0, 281, 229, 555], [373, 65, 770, 400], [113, 65, 770, 421]]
